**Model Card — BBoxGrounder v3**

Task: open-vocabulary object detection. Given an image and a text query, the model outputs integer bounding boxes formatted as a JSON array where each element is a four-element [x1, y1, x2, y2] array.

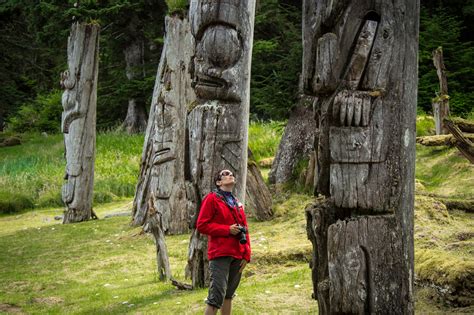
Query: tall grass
[[248, 120, 285, 162], [416, 145, 474, 198], [0, 132, 143, 212]]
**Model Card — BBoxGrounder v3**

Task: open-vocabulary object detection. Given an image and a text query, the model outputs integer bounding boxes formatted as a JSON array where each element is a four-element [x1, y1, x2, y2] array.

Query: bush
[[0, 191, 35, 214], [416, 115, 435, 136], [7, 90, 62, 133], [165, 0, 188, 13]]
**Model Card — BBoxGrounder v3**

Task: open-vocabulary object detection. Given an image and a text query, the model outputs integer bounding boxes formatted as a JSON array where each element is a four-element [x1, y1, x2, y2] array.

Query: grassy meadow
[[0, 118, 473, 313]]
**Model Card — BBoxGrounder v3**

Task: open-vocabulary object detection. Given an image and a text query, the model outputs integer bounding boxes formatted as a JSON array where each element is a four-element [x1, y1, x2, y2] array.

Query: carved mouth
[[194, 74, 227, 89], [152, 148, 174, 165], [193, 74, 240, 102]]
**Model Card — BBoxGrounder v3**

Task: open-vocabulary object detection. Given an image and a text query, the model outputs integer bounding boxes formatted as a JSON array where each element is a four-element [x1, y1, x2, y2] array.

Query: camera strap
[[213, 190, 242, 225]]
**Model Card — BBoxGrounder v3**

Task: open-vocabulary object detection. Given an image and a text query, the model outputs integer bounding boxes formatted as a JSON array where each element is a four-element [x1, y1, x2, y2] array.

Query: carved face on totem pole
[[188, 0, 252, 199], [190, 0, 245, 102], [307, 8, 394, 212], [151, 66, 179, 200]]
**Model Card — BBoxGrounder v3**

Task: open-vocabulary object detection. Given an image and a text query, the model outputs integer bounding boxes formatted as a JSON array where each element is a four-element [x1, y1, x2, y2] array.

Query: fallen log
[[444, 118, 474, 163], [451, 117, 474, 133], [171, 279, 193, 290], [416, 133, 474, 146], [441, 199, 474, 213]]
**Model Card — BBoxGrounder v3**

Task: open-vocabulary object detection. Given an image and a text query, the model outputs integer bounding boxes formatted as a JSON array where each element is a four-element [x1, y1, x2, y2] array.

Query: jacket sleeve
[[242, 208, 251, 262], [196, 194, 231, 237]]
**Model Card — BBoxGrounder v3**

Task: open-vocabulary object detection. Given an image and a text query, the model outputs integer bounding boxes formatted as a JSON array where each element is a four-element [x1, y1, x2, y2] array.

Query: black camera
[[237, 225, 247, 244]]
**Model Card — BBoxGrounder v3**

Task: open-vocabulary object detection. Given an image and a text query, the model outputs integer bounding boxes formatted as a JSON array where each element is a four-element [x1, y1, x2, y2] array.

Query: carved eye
[[199, 25, 241, 68]]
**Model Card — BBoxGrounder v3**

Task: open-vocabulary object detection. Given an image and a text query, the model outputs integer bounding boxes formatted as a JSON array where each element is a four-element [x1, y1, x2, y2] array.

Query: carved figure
[[304, 1, 419, 313], [61, 23, 100, 224]]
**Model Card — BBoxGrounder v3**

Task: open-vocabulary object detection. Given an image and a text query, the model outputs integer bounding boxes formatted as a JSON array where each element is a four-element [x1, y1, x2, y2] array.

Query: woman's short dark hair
[[214, 170, 224, 187], [214, 169, 235, 187]]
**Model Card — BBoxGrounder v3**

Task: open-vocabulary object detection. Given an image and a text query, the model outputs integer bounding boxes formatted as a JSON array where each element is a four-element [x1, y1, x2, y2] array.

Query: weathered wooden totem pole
[[304, 0, 419, 313], [132, 15, 195, 236], [186, 0, 256, 288], [61, 22, 100, 224]]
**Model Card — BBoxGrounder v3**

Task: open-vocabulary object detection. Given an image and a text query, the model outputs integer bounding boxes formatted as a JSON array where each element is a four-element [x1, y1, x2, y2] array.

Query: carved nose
[[199, 25, 241, 69]]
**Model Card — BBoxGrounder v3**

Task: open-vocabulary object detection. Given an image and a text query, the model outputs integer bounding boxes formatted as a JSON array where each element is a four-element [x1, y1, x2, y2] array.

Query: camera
[[237, 225, 247, 244]]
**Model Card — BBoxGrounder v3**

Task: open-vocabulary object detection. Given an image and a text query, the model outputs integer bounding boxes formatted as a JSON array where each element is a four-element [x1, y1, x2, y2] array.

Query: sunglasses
[[220, 170, 234, 178]]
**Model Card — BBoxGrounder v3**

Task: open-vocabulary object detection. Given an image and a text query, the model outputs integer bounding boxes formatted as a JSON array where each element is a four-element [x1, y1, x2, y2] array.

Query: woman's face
[[217, 169, 235, 187]]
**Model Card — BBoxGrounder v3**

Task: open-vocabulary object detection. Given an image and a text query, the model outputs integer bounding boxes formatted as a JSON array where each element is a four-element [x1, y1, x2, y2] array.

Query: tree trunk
[[122, 39, 148, 134], [246, 149, 273, 221], [303, 1, 418, 313], [268, 104, 318, 185], [61, 22, 100, 224], [432, 47, 450, 135], [132, 15, 195, 235], [186, 0, 256, 288]]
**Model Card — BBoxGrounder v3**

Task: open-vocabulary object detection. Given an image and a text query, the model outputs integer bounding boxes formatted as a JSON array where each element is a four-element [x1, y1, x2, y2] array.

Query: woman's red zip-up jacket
[[196, 191, 251, 262]]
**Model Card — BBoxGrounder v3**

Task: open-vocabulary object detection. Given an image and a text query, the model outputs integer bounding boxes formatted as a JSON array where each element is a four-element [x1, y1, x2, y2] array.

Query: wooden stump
[[269, 105, 318, 185], [246, 150, 273, 221], [61, 22, 100, 224]]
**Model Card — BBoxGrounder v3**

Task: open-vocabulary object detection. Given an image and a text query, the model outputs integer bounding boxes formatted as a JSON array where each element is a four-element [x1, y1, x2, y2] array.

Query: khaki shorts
[[205, 256, 242, 309]]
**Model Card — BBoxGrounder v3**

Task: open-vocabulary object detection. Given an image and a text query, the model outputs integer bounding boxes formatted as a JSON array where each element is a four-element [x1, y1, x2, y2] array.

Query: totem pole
[[132, 15, 195, 235], [61, 22, 100, 224], [186, 0, 256, 288], [304, 1, 419, 313]]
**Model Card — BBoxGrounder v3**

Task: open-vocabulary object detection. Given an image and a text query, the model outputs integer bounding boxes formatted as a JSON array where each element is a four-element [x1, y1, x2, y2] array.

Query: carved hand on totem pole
[[190, 0, 245, 102], [311, 13, 392, 212]]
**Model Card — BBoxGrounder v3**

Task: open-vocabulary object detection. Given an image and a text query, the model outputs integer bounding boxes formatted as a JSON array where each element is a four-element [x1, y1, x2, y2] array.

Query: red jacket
[[196, 191, 251, 262]]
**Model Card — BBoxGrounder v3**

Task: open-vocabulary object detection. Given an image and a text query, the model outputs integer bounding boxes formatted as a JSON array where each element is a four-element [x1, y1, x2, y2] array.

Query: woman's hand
[[229, 224, 241, 235]]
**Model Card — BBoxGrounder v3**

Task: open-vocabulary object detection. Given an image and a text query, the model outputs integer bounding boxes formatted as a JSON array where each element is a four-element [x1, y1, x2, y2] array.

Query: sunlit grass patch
[[248, 120, 285, 163], [416, 144, 474, 198]]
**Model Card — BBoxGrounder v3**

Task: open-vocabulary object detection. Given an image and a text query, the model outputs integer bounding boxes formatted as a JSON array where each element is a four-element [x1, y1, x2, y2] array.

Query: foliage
[[416, 114, 435, 137], [165, 0, 188, 13], [251, 0, 302, 120], [419, 4, 474, 117], [6, 90, 62, 133], [248, 120, 285, 162], [0, 0, 166, 131]]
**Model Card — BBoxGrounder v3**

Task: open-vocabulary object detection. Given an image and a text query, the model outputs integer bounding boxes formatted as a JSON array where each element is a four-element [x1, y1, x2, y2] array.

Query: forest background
[[1, 0, 473, 133]]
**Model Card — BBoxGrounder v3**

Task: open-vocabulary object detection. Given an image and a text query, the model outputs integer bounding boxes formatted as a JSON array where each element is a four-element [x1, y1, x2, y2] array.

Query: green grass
[[1, 193, 472, 313], [416, 145, 474, 198], [248, 120, 285, 163], [414, 195, 474, 308], [0, 132, 143, 212], [1, 120, 473, 312], [416, 115, 436, 137], [0, 195, 318, 314]]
